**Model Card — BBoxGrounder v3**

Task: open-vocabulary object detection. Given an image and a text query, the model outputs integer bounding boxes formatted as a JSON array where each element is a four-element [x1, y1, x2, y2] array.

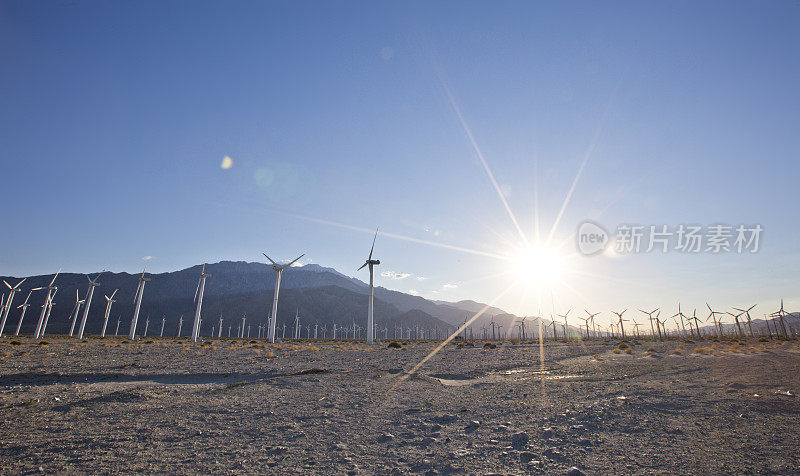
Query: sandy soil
[[1, 336, 799, 475]]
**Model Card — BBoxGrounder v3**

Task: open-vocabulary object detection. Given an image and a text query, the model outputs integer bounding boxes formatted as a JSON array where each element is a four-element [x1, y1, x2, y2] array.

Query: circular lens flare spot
[[221, 156, 234, 169]]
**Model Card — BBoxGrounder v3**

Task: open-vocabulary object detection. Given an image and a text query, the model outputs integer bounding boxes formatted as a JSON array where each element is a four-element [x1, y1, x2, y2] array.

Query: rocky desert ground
[[1, 336, 799, 474]]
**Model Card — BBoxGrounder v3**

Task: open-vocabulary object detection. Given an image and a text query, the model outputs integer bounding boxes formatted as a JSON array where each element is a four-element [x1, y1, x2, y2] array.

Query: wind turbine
[[100, 289, 117, 337], [177, 314, 183, 337], [689, 309, 702, 338], [191, 263, 211, 343], [672, 303, 690, 338], [612, 309, 628, 339], [733, 305, 757, 337], [357, 229, 380, 345], [32, 270, 60, 339], [115, 315, 121, 336], [557, 309, 571, 340], [639, 308, 660, 340], [218, 313, 223, 338], [727, 311, 745, 338], [40, 288, 58, 336], [68, 289, 86, 336], [160, 315, 166, 337], [770, 299, 789, 337], [584, 310, 600, 340], [14, 291, 33, 336], [129, 266, 150, 340], [705, 303, 724, 339], [0, 278, 25, 337], [77, 272, 103, 340], [263, 252, 305, 343]]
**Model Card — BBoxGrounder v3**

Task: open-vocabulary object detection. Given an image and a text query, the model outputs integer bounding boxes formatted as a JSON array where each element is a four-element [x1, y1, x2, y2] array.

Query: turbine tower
[[129, 266, 150, 340], [0, 278, 26, 337], [357, 229, 380, 345], [191, 263, 211, 343], [100, 289, 118, 337], [77, 272, 103, 340], [262, 252, 305, 343], [14, 291, 33, 336], [32, 270, 59, 339], [40, 288, 58, 336], [68, 290, 85, 336]]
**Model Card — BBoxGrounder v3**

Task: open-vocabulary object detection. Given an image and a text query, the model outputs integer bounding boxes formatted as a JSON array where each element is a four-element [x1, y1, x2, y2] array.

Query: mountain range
[[0, 261, 518, 338]]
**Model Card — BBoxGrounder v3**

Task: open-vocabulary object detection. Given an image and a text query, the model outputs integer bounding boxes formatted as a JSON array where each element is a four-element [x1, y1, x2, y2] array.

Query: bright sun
[[513, 245, 565, 288]]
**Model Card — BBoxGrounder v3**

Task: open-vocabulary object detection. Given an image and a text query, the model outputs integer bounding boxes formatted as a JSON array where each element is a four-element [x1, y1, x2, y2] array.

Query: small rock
[[510, 431, 529, 449], [566, 467, 586, 476], [544, 447, 567, 462], [379, 433, 396, 442], [542, 427, 554, 439], [519, 451, 536, 464], [464, 420, 480, 433]]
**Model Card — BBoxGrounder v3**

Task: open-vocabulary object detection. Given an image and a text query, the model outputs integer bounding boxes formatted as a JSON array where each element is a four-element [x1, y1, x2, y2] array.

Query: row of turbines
[[0, 231, 390, 344], [482, 302, 796, 342]]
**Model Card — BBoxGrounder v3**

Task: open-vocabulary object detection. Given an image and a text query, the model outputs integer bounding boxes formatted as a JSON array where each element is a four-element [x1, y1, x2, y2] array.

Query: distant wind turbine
[[262, 252, 305, 343], [191, 263, 211, 343], [357, 229, 380, 345], [68, 289, 85, 336], [100, 289, 118, 337], [76, 272, 103, 340], [14, 290, 33, 336], [128, 267, 150, 340], [32, 270, 59, 339], [0, 278, 26, 337]]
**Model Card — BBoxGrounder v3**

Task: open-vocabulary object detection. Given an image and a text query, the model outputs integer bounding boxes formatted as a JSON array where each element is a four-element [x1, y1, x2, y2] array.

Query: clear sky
[[1, 1, 798, 324]]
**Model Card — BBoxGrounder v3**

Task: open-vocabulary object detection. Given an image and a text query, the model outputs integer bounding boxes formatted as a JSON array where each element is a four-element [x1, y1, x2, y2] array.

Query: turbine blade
[[110, 289, 117, 300], [2, 280, 10, 290], [193, 278, 201, 302], [262, 253, 278, 266], [49, 269, 61, 286], [357, 262, 368, 271], [282, 254, 305, 269], [368, 228, 378, 261]]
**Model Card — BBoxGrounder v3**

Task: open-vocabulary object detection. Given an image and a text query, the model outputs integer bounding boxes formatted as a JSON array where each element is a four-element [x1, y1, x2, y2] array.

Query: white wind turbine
[[32, 270, 60, 339], [100, 289, 118, 337], [40, 287, 58, 336], [357, 229, 380, 345], [14, 291, 33, 336], [191, 263, 211, 343], [262, 252, 305, 343], [129, 267, 150, 340], [0, 278, 26, 337], [77, 272, 103, 340], [68, 289, 86, 336]]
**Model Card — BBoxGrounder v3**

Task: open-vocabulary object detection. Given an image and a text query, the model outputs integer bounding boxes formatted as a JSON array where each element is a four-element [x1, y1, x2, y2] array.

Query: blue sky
[[1, 1, 798, 322]]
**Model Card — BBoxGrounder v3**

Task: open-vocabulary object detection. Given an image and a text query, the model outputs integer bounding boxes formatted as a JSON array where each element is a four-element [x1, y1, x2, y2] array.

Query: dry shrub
[[624, 348, 633, 354], [645, 347, 656, 353], [612, 349, 622, 354], [694, 347, 710, 355], [1, 351, 10, 357], [670, 350, 683, 355], [618, 342, 629, 350], [265, 350, 275, 358], [676, 344, 685, 349], [10, 341, 21, 346]]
